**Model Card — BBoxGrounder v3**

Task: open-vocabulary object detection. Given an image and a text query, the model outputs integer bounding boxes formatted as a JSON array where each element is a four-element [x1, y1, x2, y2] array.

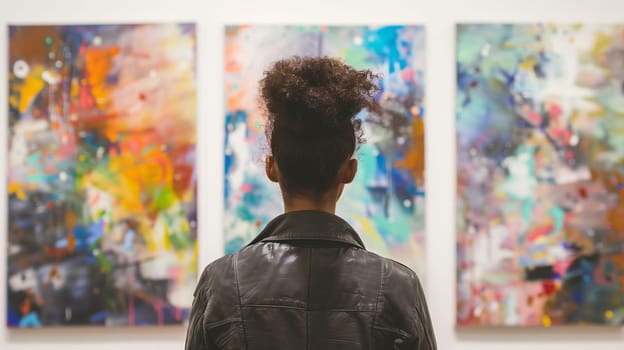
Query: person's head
[[259, 56, 380, 211]]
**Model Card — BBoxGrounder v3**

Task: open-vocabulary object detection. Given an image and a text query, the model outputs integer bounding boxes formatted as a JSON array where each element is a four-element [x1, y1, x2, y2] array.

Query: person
[[185, 56, 436, 350]]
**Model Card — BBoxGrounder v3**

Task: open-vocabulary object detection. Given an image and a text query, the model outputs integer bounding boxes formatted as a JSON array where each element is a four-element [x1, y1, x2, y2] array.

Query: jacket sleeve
[[412, 275, 437, 350], [185, 269, 216, 350], [377, 261, 437, 350]]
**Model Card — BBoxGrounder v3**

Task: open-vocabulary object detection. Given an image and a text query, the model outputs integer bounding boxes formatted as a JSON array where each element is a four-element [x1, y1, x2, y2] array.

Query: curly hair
[[259, 56, 381, 194]]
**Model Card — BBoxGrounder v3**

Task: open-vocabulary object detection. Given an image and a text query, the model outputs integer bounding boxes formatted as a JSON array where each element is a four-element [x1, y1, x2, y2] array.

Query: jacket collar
[[247, 210, 366, 249]]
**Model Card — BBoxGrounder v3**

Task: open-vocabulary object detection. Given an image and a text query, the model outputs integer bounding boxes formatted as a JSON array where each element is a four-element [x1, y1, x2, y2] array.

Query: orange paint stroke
[[85, 147, 175, 219], [65, 211, 77, 252], [607, 190, 624, 231], [394, 116, 425, 186], [226, 89, 244, 111], [85, 46, 120, 109], [224, 42, 242, 73]]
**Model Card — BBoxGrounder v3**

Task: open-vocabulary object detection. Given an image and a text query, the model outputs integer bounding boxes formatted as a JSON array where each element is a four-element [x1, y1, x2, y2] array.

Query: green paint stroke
[[343, 47, 370, 70], [151, 186, 177, 211], [549, 206, 566, 231]]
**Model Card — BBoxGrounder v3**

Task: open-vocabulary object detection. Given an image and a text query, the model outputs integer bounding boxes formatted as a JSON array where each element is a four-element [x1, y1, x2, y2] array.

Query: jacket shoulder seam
[[233, 252, 249, 350], [372, 256, 384, 333]]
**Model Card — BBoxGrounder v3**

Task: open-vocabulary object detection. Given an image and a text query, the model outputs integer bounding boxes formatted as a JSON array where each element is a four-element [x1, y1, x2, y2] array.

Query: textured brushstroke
[[7, 24, 197, 327], [456, 23, 624, 326], [224, 25, 426, 276]]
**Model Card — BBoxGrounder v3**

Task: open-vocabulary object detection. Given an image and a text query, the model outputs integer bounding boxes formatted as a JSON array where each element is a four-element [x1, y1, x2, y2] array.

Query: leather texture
[[185, 211, 436, 350]]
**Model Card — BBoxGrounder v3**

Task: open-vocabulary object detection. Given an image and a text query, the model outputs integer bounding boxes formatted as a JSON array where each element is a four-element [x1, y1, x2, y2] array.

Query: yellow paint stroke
[[8, 182, 27, 200], [591, 32, 612, 58], [19, 68, 45, 113], [9, 95, 18, 109], [70, 78, 80, 99], [356, 216, 386, 248], [542, 315, 552, 327], [192, 240, 198, 265], [162, 222, 171, 251], [519, 57, 537, 71]]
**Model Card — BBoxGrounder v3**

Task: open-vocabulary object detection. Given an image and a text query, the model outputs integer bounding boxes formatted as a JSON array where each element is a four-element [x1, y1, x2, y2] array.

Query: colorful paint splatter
[[7, 24, 197, 327], [457, 24, 624, 326], [224, 25, 426, 276]]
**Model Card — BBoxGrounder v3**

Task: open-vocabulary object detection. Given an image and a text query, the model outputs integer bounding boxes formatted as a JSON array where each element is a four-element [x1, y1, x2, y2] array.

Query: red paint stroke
[[173, 165, 194, 197], [553, 258, 573, 276], [578, 187, 588, 199], [240, 183, 253, 192], [119, 139, 151, 157], [527, 111, 542, 124], [90, 191, 101, 206], [564, 212, 573, 226], [542, 281, 557, 296], [549, 103, 562, 118], [566, 150, 575, 159], [527, 224, 554, 242], [225, 59, 239, 72], [548, 128, 571, 145], [79, 85, 95, 110], [79, 40, 87, 55], [401, 67, 415, 83]]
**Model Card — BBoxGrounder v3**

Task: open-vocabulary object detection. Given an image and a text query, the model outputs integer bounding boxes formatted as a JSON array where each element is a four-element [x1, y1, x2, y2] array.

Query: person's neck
[[283, 195, 336, 214]]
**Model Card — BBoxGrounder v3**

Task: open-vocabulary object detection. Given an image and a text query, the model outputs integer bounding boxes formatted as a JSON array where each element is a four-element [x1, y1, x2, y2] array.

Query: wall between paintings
[[1, 0, 624, 349]]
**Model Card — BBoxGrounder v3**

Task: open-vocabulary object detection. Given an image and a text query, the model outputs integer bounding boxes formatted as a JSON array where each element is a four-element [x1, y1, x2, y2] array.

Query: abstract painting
[[7, 24, 197, 327], [224, 25, 426, 276], [457, 23, 624, 326]]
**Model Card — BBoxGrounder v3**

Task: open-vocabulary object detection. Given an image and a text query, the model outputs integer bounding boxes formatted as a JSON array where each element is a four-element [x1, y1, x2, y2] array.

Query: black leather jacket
[[185, 211, 436, 350]]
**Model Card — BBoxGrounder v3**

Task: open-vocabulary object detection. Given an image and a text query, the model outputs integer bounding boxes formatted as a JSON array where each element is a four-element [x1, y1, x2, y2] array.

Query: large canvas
[[7, 24, 197, 327], [457, 23, 624, 326], [224, 25, 426, 276]]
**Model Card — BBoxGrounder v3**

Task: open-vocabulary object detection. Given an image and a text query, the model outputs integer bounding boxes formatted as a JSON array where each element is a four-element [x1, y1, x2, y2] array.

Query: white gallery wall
[[2, 0, 624, 349]]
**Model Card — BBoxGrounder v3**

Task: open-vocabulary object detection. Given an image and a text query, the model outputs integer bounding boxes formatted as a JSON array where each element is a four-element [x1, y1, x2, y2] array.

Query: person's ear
[[340, 158, 357, 184], [265, 155, 279, 183]]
